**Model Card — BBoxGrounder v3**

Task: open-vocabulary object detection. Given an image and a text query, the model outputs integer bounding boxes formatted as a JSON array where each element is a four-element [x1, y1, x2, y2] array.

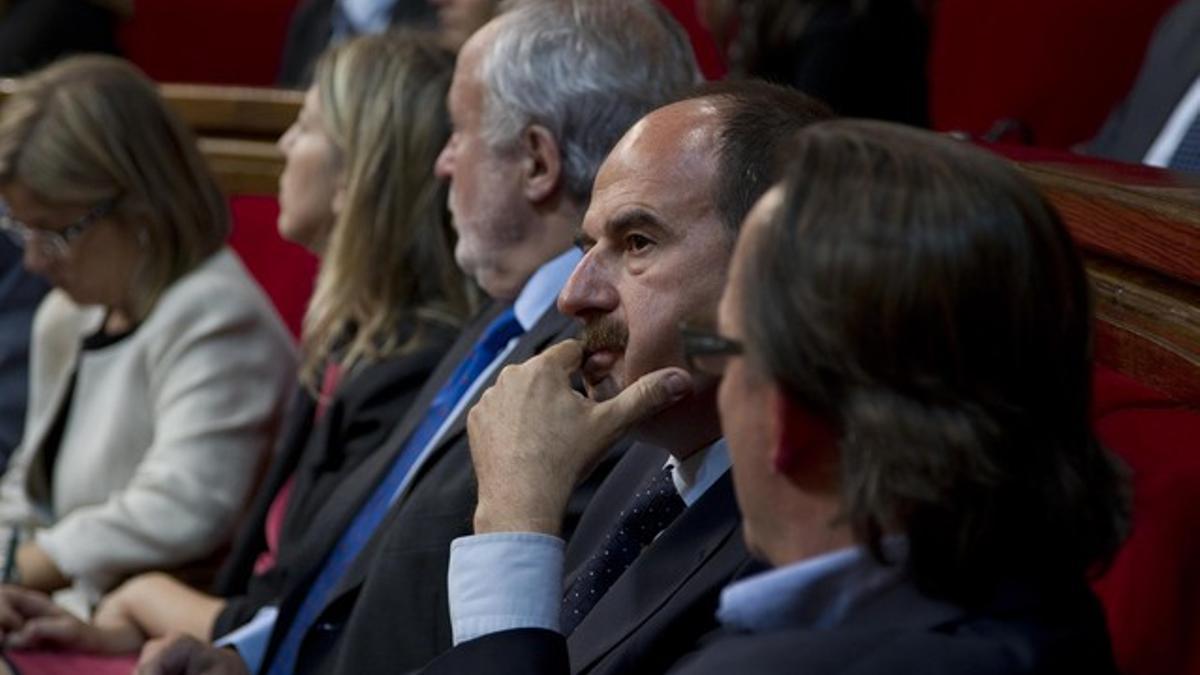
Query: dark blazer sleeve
[[0, 239, 48, 466], [422, 629, 570, 675], [211, 319, 459, 638]]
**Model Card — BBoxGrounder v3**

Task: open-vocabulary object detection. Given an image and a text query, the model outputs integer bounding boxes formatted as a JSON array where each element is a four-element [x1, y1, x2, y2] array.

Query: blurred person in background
[[0, 0, 130, 76], [0, 239, 47, 472], [277, 0, 500, 86], [0, 32, 471, 674], [0, 55, 295, 619], [1087, 0, 1200, 172], [697, 0, 929, 125]]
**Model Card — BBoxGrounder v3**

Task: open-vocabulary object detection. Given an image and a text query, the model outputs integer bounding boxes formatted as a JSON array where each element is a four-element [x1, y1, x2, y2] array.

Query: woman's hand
[[0, 584, 40, 641], [0, 584, 144, 654]]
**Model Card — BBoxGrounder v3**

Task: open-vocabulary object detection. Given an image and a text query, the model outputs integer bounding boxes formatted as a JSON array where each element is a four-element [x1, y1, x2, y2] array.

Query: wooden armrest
[[1011, 155, 1200, 405]]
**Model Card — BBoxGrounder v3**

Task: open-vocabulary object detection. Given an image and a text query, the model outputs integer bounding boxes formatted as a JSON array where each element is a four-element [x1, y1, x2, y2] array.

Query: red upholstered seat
[[655, 0, 727, 80], [929, 0, 1177, 147], [227, 196, 318, 339], [988, 145, 1199, 675], [118, 0, 299, 86], [1091, 366, 1200, 675]]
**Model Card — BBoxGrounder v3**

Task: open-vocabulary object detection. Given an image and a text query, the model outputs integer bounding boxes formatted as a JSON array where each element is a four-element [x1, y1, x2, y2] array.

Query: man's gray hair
[[481, 0, 700, 204]]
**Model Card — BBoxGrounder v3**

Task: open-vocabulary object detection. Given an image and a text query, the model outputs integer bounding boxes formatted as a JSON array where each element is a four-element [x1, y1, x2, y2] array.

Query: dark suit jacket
[[276, 0, 435, 87], [1088, 0, 1200, 162], [258, 303, 587, 674], [211, 317, 459, 637], [0, 239, 47, 468], [422, 444, 752, 675], [670, 578, 1118, 675]]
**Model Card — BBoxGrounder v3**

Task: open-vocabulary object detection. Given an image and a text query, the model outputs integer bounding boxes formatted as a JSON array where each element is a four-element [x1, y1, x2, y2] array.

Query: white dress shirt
[[335, 0, 396, 36], [1143, 74, 1200, 167]]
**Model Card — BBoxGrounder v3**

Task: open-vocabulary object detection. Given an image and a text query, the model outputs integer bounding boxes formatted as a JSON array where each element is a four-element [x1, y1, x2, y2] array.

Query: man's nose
[[557, 251, 618, 319]]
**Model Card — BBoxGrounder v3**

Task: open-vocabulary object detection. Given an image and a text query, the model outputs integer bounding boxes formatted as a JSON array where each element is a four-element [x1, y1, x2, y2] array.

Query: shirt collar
[[513, 247, 582, 331], [666, 438, 731, 507], [717, 537, 908, 634]]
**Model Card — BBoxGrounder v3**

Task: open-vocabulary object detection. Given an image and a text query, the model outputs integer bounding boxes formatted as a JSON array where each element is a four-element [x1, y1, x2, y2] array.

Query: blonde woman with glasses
[[0, 52, 298, 628], [0, 32, 470, 673]]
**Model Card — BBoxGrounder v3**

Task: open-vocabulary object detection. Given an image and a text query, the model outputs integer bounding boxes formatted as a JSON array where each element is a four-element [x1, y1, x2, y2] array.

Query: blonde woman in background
[[0, 52, 297, 622], [0, 32, 470, 672]]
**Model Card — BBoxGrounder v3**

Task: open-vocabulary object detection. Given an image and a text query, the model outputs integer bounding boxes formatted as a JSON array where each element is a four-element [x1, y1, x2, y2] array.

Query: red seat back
[[118, 0, 300, 85], [227, 196, 318, 339], [997, 146, 1200, 675], [1092, 366, 1200, 675], [930, 0, 1176, 147]]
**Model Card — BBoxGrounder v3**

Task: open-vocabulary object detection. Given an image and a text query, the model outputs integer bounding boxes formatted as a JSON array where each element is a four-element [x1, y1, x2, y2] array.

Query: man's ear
[[521, 124, 563, 204], [770, 389, 837, 485]]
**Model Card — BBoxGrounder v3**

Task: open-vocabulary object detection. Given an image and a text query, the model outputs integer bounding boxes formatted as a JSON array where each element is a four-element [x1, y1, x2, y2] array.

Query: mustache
[[580, 318, 628, 354]]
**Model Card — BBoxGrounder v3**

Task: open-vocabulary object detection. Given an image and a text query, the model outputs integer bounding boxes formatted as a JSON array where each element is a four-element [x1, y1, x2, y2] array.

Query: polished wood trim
[[1011, 154, 1200, 404], [160, 83, 302, 141]]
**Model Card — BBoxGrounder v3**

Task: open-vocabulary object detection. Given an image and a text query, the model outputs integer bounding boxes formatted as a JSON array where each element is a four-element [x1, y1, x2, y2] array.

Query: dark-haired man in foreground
[[438, 120, 1127, 674], [677, 120, 1126, 673]]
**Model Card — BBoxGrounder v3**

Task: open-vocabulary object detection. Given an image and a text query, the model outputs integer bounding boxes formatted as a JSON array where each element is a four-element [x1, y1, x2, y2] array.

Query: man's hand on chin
[[467, 339, 693, 536], [137, 633, 248, 675]]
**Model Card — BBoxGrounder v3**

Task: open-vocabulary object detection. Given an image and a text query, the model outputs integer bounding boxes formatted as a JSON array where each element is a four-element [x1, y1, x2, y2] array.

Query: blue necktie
[[266, 308, 524, 674], [1169, 112, 1200, 173]]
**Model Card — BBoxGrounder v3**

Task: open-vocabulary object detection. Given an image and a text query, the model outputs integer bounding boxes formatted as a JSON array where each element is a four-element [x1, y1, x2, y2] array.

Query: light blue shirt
[[217, 247, 582, 673], [335, 0, 396, 36], [716, 537, 908, 634], [449, 440, 732, 644]]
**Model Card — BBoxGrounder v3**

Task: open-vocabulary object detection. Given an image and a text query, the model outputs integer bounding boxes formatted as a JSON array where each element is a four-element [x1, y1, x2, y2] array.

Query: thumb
[[539, 339, 585, 371], [596, 367, 693, 433]]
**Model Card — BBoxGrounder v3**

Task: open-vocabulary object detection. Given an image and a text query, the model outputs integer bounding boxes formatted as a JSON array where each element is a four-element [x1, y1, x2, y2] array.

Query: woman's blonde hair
[[302, 31, 469, 388], [0, 54, 228, 321]]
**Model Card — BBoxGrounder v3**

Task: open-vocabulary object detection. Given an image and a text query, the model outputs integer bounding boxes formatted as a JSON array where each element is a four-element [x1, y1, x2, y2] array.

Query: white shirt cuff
[[213, 605, 277, 674], [448, 532, 565, 645]]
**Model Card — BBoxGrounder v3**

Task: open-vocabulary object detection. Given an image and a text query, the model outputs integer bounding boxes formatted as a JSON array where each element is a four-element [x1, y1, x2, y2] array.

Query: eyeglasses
[[0, 198, 117, 259], [681, 324, 743, 377]]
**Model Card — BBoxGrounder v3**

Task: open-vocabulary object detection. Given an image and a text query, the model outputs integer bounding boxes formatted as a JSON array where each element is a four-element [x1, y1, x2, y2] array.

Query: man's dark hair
[[676, 79, 833, 234], [742, 119, 1130, 606]]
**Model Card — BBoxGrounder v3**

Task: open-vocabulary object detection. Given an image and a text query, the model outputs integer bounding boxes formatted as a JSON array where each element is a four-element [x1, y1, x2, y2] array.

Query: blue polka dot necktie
[[266, 307, 524, 675], [560, 465, 686, 634], [1169, 112, 1200, 173]]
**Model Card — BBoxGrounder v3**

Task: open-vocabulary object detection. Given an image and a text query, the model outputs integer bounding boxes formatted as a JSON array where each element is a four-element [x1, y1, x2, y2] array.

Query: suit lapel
[[23, 303, 101, 508], [269, 307, 503, 601], [320, 306, 577, 604], [566, 470, 743, 673]]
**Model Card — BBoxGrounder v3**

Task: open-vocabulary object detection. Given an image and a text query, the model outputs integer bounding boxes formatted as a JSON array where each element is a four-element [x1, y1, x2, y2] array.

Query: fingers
[[5, 615, 82, 650], [537, 339, 584, 371], [0, 585, 56, 640], [596, 367, 693, 432], [4, 586, 61, 619], [0, 605, 21, 639]]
